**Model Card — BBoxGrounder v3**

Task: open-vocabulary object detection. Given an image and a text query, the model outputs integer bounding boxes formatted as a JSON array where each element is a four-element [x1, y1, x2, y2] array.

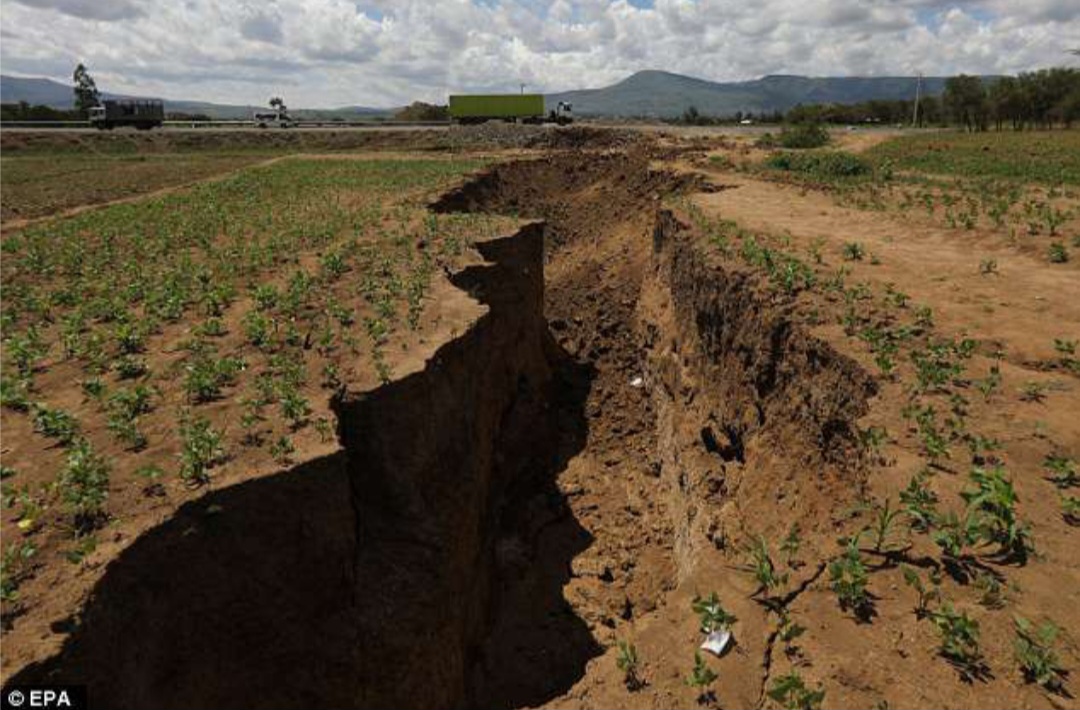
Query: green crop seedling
[[691, 592, 737, 633], [685, 652, 718, 705], [615, 641, 643, 691], [1044, 455, 1078, 488], [902, 565, 941, 619], [746, 535, 789, 599], [59, 439, 110, 531], [930, 603, 984, 678], [767, 671, 825, 710], [179, 416, 226, 486], [962, 465, 1033, 562], [1013, 616, 1067, 692], [829, 536, 872, 619]]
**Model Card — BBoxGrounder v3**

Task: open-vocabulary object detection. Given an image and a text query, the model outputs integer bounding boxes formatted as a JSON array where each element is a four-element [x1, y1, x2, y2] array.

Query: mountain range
[[2, 70, 947, 120], [546, 70, 946, 117]]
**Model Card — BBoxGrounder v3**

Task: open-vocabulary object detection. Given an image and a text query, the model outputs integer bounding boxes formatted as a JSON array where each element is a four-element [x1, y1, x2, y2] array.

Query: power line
[[912, 72, 923, 127]]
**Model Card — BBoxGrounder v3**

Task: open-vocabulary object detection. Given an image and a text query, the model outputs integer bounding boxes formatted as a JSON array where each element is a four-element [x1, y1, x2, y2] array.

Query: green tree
[[944, 74, 987, 131], [393, 101, 449, 121], [73, 63, 100, 117], [988, 76, 1027, 130]]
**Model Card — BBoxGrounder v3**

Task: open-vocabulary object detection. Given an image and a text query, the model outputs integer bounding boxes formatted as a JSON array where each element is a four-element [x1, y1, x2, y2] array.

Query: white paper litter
[[629, 376, 644, 388], [700, 628, 732, 657]]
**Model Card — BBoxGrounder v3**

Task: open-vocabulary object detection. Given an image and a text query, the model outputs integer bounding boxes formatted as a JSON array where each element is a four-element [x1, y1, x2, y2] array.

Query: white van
[[253, 111, 293, 128]]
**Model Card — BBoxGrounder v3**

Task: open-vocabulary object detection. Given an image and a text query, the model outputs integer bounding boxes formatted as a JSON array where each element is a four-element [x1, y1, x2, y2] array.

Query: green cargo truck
[[89, 99, 164, 130], [448, 94, 572, 124]]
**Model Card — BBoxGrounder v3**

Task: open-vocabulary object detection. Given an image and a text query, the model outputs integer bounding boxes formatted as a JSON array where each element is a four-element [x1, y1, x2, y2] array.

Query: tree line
[[673, 67, 1080, 130], [943, 68, 1080, 130]]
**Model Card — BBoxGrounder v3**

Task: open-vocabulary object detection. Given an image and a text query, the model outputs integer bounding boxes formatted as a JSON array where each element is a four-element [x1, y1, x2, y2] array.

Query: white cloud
[[0, 0, 1077, 108], [8, 0, 146, 21]]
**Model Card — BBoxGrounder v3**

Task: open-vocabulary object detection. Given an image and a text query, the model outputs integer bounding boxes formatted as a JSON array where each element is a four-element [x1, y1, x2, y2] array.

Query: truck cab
[[549, 101, 573, 125]]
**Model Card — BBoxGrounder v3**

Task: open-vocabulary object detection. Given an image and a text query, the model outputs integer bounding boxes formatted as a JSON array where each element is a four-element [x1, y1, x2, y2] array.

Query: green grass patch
[[766, 150, 872, 180]]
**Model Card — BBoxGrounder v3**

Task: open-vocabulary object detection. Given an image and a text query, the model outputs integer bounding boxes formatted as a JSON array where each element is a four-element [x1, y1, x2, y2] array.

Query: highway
[[0, 120, 452, 133]]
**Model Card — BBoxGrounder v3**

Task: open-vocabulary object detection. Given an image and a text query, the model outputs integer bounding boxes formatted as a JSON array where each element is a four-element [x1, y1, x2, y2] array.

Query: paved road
[[0, 123, 453, 133]]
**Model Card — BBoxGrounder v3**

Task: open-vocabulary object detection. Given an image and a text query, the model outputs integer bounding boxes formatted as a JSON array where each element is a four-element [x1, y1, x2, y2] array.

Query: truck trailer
[[448, 94, 572, 124], [89, 99, 165, 130]]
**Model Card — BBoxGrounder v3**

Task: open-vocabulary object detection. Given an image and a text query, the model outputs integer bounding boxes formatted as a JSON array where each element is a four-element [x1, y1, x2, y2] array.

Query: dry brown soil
[[1, 129, 1077, 710]]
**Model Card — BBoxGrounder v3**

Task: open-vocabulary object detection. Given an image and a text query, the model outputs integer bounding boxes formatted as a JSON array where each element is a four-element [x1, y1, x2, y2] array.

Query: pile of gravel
[[443, 123, 642, 151]]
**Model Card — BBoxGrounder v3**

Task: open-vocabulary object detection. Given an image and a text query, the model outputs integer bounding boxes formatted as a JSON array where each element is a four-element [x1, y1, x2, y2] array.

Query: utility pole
[[912, 71, 923, 127]]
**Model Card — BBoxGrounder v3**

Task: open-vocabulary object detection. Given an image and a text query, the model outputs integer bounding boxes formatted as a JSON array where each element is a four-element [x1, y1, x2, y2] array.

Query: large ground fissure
[[8, 148, 875, 710]]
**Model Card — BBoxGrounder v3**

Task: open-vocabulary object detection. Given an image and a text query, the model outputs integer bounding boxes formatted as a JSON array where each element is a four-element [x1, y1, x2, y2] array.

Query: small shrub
[[777, 123, 830, 149], [766, 150, 871, 179]]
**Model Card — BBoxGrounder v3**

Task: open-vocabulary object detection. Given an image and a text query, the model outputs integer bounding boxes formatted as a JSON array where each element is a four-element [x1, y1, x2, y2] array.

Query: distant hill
[[546, 70, 953, 118], [0, 75, 393, 120], [4, 70, 967, 122]]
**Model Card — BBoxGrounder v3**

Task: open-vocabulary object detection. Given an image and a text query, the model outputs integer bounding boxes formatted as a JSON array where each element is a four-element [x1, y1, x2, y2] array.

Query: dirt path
[[693, 172, 1080, 366]]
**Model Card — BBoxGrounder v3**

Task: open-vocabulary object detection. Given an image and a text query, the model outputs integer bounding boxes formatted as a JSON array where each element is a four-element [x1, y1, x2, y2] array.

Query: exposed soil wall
[[641, 212, 877, 569]]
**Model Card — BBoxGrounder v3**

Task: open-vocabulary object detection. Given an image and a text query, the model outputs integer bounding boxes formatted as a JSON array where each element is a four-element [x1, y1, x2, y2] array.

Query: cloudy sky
[[1, 0, 1078, 108]]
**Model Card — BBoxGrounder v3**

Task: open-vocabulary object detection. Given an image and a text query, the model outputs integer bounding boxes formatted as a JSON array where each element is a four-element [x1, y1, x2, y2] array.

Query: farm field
[[864, 129, 1080, 185], [0, 153, 270, 222], [1, 127, 1078, 710]]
